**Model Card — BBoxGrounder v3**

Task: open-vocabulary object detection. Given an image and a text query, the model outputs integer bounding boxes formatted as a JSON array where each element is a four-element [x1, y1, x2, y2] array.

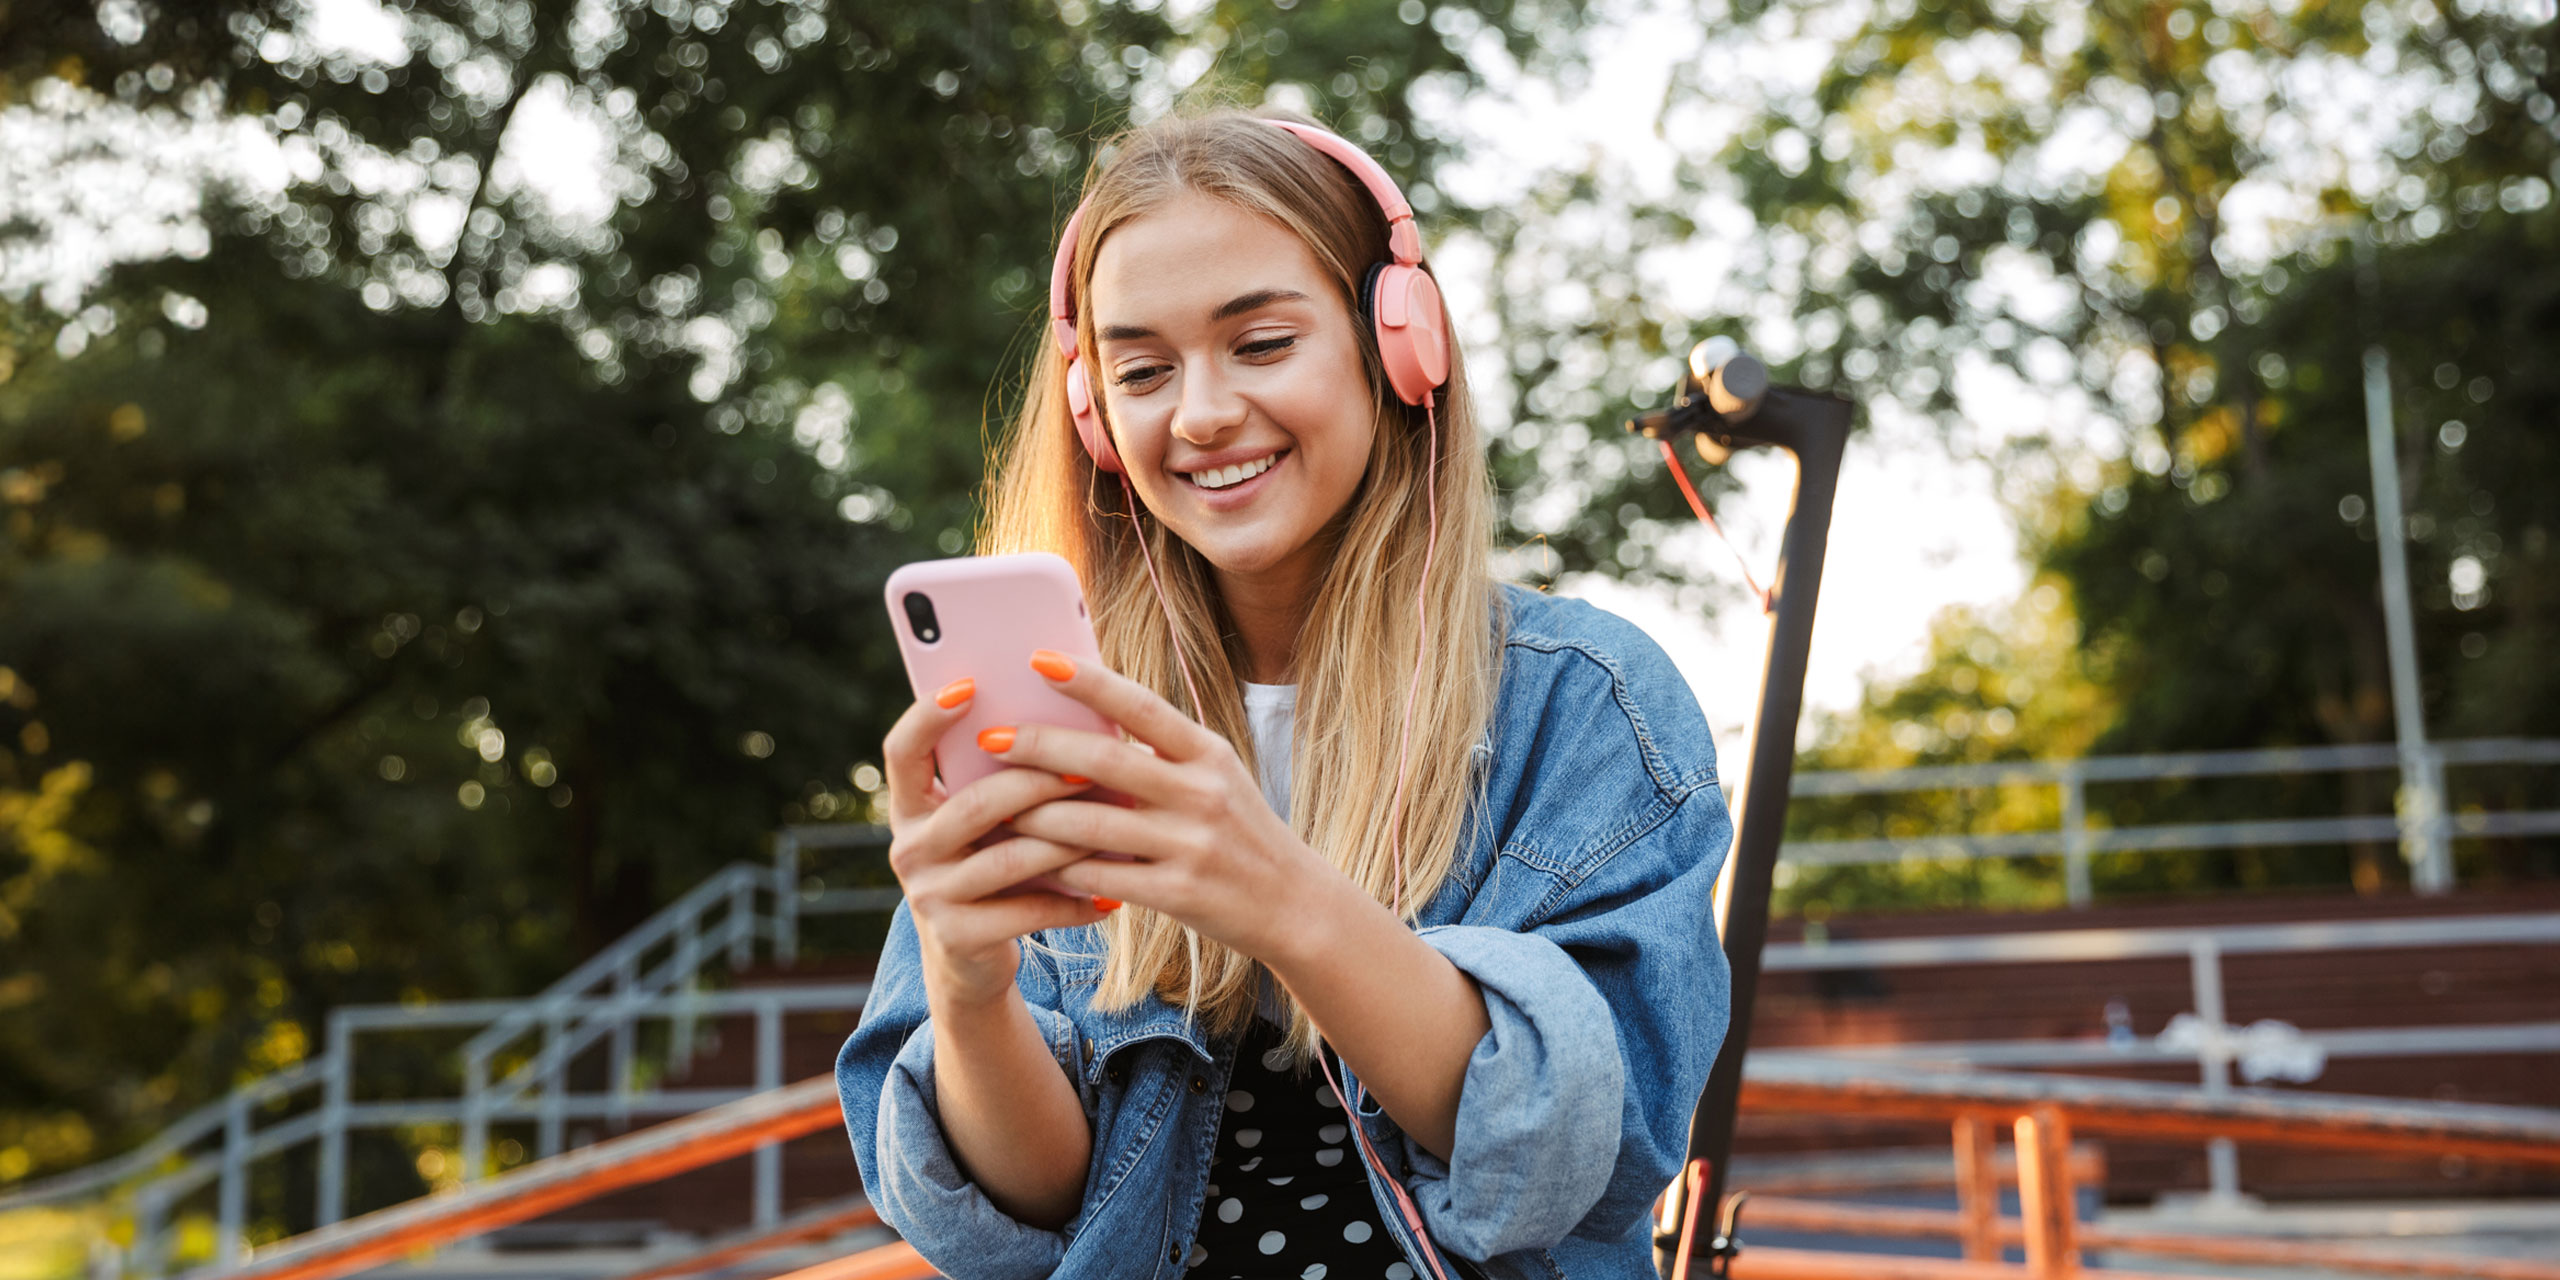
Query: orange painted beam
[[1740, 1077, 2560, 1167], [1726, 1247, 2214, 1280], [222, 1076, 844, 1280], [1738, 1197, 2560, 1280], [767, 1241, 938, 1280], [623, 1203, 884, 1280]]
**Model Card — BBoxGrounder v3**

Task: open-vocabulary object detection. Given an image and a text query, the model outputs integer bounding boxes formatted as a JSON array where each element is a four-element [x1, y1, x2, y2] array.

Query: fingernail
[[1060, 774, 1090, 786], [1091, 896, 1122, 912], [1030, 649, 1076, 681], [977, 726, 1015, 753], [935, 678, 975, 709]]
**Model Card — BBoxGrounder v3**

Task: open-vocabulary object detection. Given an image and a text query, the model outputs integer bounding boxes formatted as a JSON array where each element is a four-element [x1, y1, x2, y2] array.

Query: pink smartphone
[[885, 552, 1125, 895]]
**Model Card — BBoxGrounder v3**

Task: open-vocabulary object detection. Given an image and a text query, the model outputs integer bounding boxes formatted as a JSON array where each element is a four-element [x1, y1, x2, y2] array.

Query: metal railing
[[1781, 737, 2560, 903], [1719, 1059, 2560, 1280], [0, 828, 898, 1278], [13, 735, 2557, 1271], [1756, 910, 2560, 1204]]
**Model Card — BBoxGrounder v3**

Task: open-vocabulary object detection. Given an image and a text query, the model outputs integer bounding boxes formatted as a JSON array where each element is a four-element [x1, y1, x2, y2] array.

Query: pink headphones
[[1046, 118, 1453, 473]]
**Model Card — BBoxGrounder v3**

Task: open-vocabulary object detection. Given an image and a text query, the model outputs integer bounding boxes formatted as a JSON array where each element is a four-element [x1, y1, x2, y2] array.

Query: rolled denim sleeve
[[1400, 923, 1625, 1256], [836, 904, 1079, 1280], [1394, 783, 1730, 1259]]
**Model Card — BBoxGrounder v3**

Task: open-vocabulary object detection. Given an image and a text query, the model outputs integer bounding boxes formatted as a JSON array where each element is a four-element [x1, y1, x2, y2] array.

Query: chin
[[1184, 534, 1301, 578]]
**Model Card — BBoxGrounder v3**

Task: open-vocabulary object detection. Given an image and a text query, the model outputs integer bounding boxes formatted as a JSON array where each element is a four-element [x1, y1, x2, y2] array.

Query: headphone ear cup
[[1368, 262, 1451, 408], [1065, 359, 1123, 474]]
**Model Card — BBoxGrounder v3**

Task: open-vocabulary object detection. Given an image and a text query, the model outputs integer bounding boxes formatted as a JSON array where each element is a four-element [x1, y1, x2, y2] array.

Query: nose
[[1172, 357, 1247, 447]]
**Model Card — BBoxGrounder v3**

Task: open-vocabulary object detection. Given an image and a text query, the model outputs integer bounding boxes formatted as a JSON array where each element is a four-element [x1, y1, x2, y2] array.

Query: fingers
[[883, 678, 977, 825], [1008, 797, 1179, 863], [953, 891, 1116, 946], [1046, 852, 1163, 906], [936, 832, 1104, 904], [904, 768, 1094, 872], [1029, 649, 1221, 763], [982, 722, 1186, 804]]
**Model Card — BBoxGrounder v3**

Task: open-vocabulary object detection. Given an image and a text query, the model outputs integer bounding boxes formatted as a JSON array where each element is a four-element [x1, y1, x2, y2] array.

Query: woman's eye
[[1240, 336, 1296, 357], [1113, 365, 1169, 388]]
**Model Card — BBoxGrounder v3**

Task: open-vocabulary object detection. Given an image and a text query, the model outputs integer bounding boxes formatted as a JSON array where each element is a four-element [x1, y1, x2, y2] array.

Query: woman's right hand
[[883, 677, 1116, 1012]]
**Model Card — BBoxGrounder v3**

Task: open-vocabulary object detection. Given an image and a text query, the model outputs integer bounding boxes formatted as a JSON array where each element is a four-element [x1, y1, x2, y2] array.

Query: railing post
[[131, 1184, 167, 1280], [461, 1051, 489, 1184], [774, 830, 801, 968], [673, 915, 701, 1078], [217, 1089, 250, 1269], [539, 1008, 567, 1159], [1951, 1113, 2000, 1262], [317, 1016, 352, 1226], [728, 870, 755, 971], [2411, 742, 2455, 894], [2060, 765, 2092, 907], [2013, 1105, 2080, 1279], [2188, 937, 2243, 1204], [611, 955, 638, 1132], [753, 995, 784, 1228]]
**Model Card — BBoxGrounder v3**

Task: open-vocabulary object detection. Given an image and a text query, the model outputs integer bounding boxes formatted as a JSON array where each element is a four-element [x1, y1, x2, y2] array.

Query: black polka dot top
[[1187, 1017, 1415, 1280]]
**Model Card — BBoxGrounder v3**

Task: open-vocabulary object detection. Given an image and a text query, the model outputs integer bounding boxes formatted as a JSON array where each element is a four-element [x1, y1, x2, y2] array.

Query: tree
[[0, 0, 1603, 1194]]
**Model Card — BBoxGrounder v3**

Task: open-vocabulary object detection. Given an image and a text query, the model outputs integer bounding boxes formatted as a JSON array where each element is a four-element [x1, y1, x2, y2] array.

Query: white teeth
[[1189, 454, 1277, 490]]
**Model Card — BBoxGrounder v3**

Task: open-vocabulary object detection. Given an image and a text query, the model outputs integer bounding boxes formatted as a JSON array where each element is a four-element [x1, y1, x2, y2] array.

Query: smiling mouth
[[1183, 451, 1286, 490]]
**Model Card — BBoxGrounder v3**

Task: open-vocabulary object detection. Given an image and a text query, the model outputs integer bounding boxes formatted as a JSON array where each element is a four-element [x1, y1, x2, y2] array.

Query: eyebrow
[[1097, 288, 1311, 342]]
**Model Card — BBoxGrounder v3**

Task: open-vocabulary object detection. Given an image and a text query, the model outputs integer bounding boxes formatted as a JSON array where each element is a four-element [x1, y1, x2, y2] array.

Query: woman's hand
[[984, 650, 1334, 962], [881, 677, 1118, 1012], [994, 649, 1491, 1159]]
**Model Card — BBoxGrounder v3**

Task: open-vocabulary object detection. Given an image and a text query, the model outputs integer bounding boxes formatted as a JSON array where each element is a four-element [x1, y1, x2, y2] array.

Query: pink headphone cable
[[1385, 393, 1439, 919]]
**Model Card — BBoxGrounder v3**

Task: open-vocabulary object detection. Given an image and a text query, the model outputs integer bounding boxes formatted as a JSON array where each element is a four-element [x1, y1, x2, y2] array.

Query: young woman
[[837, 106, 1734, 1280]]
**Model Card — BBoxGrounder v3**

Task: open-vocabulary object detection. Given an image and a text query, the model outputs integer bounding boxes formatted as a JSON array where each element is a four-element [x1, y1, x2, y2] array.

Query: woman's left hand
[[987, 649, 1338, 961]]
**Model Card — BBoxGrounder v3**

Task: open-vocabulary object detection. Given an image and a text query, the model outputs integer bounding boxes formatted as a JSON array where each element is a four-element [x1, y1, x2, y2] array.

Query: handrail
[[1779, 736, 2560, 902], [1787, 735, 2560, 794], [459, 862, 764, 1062], [210, 1076, 844, 1280], [0, 1057, 334, 1212], [1739, 1058, 2560, 1165], [1763, 909, 2560, 969]]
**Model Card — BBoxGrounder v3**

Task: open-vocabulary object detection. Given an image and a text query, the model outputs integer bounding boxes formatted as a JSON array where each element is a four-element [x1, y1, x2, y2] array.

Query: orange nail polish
[[1091, 896, 1122, 912], [1030, 649, 1076, 681], [935, 678, 975, 709], [1060, 774, 1090, 786], [977, 726, 1015, 753]]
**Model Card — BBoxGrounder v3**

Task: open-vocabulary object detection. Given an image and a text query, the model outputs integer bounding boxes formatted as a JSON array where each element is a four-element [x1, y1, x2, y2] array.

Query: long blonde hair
[[978, 106, 1505, 1054]]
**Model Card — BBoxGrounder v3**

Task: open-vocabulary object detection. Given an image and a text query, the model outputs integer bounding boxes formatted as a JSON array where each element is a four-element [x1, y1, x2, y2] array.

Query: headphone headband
[[1046, 116, 1450, 472]]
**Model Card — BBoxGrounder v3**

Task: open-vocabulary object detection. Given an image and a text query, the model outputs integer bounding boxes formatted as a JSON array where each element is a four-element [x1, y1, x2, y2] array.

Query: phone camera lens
[[902, 591, 942, 644]]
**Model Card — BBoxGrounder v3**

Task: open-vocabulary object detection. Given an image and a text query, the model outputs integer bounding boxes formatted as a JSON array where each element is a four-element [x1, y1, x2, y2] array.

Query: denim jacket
[[837, 582, 1734, 1280]]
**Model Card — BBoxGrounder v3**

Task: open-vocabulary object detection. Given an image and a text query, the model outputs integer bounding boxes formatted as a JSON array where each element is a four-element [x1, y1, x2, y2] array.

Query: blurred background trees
[[0, 0, 1589, 1187], [0, 0, 2554, 1202]]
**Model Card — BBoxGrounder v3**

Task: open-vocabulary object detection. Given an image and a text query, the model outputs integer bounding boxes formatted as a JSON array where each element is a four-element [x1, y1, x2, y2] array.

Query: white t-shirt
[[1241, 681, 1296, 822]]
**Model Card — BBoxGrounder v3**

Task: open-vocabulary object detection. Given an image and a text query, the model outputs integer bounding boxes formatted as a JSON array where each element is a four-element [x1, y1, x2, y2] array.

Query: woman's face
[[1088, 191, 1376, 591]]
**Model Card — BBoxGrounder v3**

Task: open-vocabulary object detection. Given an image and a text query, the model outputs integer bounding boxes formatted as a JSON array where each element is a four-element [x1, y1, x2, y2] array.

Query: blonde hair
[[978, 106, 1505, 1056]]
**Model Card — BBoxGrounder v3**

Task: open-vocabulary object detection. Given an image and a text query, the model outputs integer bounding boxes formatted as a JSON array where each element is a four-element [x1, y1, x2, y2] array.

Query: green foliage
[[1780, 583, 2113, 915], [1735, 0, 2560, 914], [0, 0, 1601, 1205]]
